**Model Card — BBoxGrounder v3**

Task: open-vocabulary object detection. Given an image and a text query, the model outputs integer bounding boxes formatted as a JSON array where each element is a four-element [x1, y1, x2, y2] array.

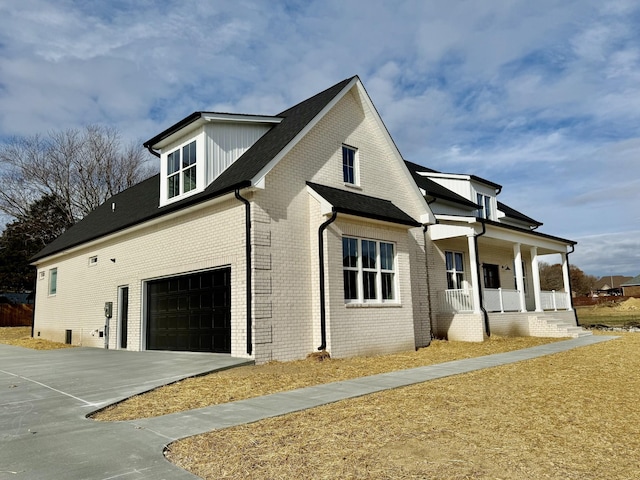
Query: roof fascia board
[[147, 113, 283, 150], [483, 223, 573, 252], [250, 77, 359, 188], [306, 185, 333, 215], [201, 113, 283, 124], [31, 190, 241, 265], [336, 212, 419, 230], [424, 171, 502, 191], [434, 214, 574, 249]]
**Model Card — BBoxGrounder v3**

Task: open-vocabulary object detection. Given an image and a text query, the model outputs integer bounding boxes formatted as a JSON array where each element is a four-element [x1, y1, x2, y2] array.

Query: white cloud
[[0, 0, 639, 277]]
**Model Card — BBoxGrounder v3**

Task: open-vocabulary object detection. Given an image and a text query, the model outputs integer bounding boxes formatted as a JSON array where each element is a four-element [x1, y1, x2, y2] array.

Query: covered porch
[[429, 217, 580, 342]]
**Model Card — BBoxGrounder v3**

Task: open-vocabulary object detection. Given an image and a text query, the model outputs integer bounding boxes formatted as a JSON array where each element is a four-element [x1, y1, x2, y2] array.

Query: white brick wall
[[251, 87, 431, 361], [34, 198, 251, 358]]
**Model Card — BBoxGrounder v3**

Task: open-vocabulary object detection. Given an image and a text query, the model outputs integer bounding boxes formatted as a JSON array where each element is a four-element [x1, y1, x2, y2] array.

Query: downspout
[[317, 210, 338, 351], [235, 189, 252, 355], [566, 244, 580, 326], [423, 224, 434, 342], [474, 220, 490, 337]]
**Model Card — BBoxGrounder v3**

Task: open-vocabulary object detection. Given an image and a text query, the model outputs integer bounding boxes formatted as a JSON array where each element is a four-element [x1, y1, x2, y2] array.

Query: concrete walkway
[[0, 335, 616, 479]]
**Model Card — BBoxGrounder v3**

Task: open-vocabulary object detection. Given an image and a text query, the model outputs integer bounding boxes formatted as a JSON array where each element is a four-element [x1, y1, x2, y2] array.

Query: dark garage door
[[147, 268, 231, 353]]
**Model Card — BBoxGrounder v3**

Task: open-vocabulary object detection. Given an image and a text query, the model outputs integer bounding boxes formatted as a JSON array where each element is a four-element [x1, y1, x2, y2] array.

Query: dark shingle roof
[[404, 160, 479, 209], [497, 201, 542, 227], [32, 76, 357, 262], [307, 182, 421, 227]]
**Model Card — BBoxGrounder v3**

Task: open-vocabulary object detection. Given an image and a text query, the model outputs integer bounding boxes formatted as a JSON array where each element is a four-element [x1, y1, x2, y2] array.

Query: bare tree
[[0, 125, 156, 225]]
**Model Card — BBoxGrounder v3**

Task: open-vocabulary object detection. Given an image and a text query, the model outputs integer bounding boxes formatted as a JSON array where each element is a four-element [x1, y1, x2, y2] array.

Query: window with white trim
[[445, 251, 464, 289], [476, 193, 492, 219], [167, 140, 197, 199], [342, 236, 396, 303], [342, 145, 359, 185], [48, 268, 58, 295]]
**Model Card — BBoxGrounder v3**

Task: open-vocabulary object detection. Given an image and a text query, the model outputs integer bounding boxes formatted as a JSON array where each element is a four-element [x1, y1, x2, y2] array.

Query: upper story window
[[343, 236, 396, 303], [477, 193, 492, 220], [167, 140, 197, 199], [342, 145, 359, 185]]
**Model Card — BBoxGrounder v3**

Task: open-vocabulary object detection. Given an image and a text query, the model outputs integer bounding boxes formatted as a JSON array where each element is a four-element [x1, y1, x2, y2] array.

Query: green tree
[[0, 195, 71, 291], [539, 262, 597, 296]]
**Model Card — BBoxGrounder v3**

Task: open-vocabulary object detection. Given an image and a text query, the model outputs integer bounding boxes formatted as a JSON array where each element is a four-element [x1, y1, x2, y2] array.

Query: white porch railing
[[483, 288, 522, 312], [439, 288, 572, 313], [540, 290, 570, 311], [439, 289, 474, 312]]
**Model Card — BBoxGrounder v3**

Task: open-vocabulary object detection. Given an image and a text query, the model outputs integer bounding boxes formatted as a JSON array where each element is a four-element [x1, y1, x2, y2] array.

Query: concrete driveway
[[0, 344, 252, 479]]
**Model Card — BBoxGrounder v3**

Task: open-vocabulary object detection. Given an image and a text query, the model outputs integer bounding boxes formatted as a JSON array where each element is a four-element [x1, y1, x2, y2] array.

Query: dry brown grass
[[94, 336, 558, 421], [167, 333, 639, 480], [0, 326, 74, 350]]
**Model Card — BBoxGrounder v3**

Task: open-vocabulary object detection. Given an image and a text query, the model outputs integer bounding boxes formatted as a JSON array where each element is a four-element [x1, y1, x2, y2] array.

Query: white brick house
[[31, 76, 585, 363], [31, 77, 434, 363]]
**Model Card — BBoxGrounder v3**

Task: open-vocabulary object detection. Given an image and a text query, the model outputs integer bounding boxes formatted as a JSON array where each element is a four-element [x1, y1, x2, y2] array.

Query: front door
[[119, 286, 129, 349]]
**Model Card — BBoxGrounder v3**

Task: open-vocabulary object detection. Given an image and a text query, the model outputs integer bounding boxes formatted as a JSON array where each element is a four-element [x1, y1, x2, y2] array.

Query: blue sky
[[0, 0, 639, 278]]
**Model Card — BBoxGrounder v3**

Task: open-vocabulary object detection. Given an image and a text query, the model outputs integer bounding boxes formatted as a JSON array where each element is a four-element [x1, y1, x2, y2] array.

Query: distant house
[[592, 276, 633, 296], [31, 76, 589, 363], [621, 275, 640, 297]]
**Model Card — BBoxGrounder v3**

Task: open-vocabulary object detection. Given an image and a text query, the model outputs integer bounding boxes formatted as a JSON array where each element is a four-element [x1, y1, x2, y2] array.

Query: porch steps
[[529, 316, 593, 338]]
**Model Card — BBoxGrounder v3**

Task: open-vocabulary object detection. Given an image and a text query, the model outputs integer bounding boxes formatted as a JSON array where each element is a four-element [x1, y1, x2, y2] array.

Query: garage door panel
[[147, 268, 231, 353]]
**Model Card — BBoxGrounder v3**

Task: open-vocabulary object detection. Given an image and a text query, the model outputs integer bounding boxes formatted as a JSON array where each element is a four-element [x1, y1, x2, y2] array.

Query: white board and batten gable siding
[[204, 122, 272, 184]]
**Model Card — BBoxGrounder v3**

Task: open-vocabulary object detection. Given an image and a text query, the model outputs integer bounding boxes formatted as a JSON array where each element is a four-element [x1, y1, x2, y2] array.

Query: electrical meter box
[[104, 301, 113, 318]]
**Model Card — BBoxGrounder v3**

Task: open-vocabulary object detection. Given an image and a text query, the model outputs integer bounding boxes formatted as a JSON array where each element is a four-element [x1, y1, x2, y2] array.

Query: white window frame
[[166, 140, 197, 200], [342, 236, 397, 304], [48, 267, 58, 296], [445, 251, 465, 290], [476, 193, 492, 220], [160, 135, 204, 206], [342, 144, 359, 186]]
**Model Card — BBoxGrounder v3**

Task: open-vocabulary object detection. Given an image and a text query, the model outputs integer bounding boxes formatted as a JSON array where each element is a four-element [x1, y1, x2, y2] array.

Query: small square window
[[89, 256, 98, 266], [342, 145, 358, 185]]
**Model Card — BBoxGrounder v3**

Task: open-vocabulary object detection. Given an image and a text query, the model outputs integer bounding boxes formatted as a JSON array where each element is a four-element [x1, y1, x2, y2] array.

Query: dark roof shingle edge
[[307, 182, 421, 227]]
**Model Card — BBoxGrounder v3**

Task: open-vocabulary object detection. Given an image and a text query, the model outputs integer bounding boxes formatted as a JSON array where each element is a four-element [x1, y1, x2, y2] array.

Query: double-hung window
[[167, 140, 197, 199], [476, 193, 492, 219], [342, 236, 396, 303], [342, 145, 358, 185], [445, 251, 464, 289]]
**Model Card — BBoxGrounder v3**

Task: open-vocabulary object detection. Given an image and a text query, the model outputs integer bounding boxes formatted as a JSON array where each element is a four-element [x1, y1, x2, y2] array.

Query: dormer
[[144, 112, 282, 207], [412, 169, 502, 220]]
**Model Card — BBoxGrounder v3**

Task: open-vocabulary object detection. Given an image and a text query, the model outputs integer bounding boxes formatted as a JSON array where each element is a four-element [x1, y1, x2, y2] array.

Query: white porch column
[[468, 235, 482, 314], [561, 252, 573, 311], [530, 246, 543, 312], [513, 243, 526, 312]]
